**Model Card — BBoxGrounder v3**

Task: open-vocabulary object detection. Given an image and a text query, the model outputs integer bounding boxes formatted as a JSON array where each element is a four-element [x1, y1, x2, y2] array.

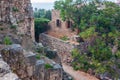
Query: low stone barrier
[[39, 33, 89, 62]]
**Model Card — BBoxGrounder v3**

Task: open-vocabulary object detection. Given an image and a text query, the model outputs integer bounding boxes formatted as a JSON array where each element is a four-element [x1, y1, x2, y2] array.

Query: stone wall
[[39, 33, 74, 61], [39, 33, 89, 62], [48, 10, 76, 37], [0, 44, 63, 80], [51, 10, 61, 21], [0, 0, 34, 46]]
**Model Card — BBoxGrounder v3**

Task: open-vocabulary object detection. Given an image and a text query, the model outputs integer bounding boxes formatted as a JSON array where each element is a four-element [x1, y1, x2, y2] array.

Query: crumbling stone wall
[[1, 44, 34, 79], [45, 69, 62, 80], [0, 44, 63, 80], [49, 10, 76, 37], [0, 0, 34, 41], [39, 33, 74, 62], [39, 33, 89, 62]]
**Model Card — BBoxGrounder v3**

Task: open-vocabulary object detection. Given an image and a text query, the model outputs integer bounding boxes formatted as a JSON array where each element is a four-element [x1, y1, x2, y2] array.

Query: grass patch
[[36, 54, 41, 59], [3, 36, 12, 45], [0, 27, 4, 31], [60, 36, 69, 41], [12, 7, 19, 12], [10, 25, 17, 29], [45, 63, 53, 69]]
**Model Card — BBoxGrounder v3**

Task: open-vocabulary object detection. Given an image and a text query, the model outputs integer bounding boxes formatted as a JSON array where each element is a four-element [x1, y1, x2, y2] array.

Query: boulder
[[0, 60, 20, 80]]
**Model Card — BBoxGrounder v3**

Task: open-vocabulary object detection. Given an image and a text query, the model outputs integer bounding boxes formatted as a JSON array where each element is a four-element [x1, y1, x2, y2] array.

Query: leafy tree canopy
[[54, 0, 120, 78]]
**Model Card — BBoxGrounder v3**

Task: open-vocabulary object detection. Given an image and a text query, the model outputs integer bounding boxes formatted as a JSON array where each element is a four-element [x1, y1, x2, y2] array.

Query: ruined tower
[[0, 0, 35, 49]]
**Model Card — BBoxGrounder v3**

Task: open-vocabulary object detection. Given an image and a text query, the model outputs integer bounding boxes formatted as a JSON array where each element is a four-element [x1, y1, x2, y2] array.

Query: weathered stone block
[[24, 51, 37, 65], [34, 60, 45, 80], [0, 72, 20, 80], [0, 44, 63, 80]]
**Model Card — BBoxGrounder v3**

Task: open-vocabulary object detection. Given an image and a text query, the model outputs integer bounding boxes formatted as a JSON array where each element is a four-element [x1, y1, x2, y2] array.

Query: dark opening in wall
[[66, 20, 72, 28], [56, 19, 61, 27], [34, 18, 50, 42]]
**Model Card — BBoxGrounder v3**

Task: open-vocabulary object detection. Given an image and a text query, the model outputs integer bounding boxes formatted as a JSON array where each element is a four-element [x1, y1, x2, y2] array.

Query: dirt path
[[62, 63, 99, 80]]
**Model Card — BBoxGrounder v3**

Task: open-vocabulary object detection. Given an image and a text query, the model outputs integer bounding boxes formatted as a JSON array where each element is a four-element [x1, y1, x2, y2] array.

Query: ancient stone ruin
[[39, 33, 89, 63], [0, 0, 72, 80], [48, 10, 77, 38], [0, 0, 34, 50], [0, 44, 63, 80]]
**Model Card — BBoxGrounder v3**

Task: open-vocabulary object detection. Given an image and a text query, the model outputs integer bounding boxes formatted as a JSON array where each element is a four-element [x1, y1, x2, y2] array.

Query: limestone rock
[[0, 44, 63, 80], [0, 59, 20, 80], [1, 44, 27, 79], [0, 60, 10, 77], [0, 72, 20, 80], [0, 0, 35, 47]]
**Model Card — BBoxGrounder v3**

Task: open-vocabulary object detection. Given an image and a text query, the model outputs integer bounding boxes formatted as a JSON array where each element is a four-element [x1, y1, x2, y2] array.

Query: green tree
[[34, 18, 50, 42], [34, 8, 51, 20], [55, 0, 120, 78], [44, 10, 51, 20]]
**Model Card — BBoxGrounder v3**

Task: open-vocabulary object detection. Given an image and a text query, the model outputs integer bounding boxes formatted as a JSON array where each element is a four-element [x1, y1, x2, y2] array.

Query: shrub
[[3, 36, 12, 45], [60, 36, 69, 41], [88, 38, 113, 61], [71, 38, 120, 77], [45, 63, 53, 69], [35, 46, 44, 53], [71, 49, 89, 71], [46, 50, 56, 59], [79, 27, 97, 39], [71, 48, 80, 58], [12, 7, 19, 12], [0, 28, 3, 31], [36, 54, 41, 59], [10, 25, 17, 29]]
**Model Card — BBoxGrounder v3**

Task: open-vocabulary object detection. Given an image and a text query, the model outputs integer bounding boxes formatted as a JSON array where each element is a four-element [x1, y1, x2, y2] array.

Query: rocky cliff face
[[0, 0, 34, 49]]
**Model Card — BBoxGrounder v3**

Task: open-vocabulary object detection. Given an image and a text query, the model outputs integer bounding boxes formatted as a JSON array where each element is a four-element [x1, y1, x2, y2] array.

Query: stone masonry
[[39, 33, 74, 62], [0, 44, 63, 80], [0, 0, 34, 42], [48, 10, 76, 38], [39, 33, 89, 63], [0, 0, 35, 51]]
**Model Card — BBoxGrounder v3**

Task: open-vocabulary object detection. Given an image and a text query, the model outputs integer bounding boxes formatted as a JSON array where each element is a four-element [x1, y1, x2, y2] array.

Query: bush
[[71, 49, 89, 71], [71, 48, 80, 58], [10, 25, 17, 29], [71, 39, 120, 77], [60, 36, 69, 41], [36, 54, 41, 59], [3, 36, 12, 45], [12, 7, 19, 12], [35, 46, 44, 53], [46, 50, 56, 59], [45, 63, 53, 69], [0, 28, 3, 31], [79, 27, 97, 39], [88, 38, 113, 61]]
